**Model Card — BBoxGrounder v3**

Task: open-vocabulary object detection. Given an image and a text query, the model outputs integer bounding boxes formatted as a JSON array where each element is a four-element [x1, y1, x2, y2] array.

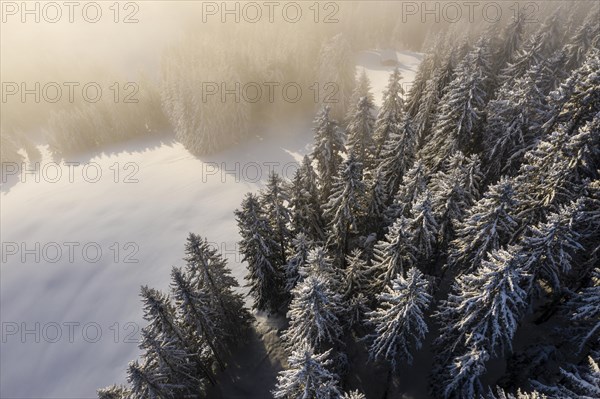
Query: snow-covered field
[[0, 50, 421, 398]]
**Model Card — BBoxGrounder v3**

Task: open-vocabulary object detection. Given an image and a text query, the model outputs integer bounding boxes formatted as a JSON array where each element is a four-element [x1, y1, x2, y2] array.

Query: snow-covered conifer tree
[[565, 268, 600, 351], [235, 193, 286, 313], [282, 274, 344, 351], [311, 106, 345, 200], [324, 152, 366, 265], [429, 152, 483, 245], [184, 233, 249, 336], [273, 343, 342, 399], [290, 155, 324, 240], [449, 177, 519, 275], [370, 216, 416, 290], [364, 169, 387, 236], [442, 343, 489, 399], [127, 359, 172, 399], [419, 40, 492, 170], [519, 202, 584, 293], [366, 268, 432, 368], [170, 267, 225, 369], [378, 116, 417, 199], [436, 248, 530, 360], [373, 68, 404, 156], [97, 385, 131, 399], [384, 160, 428, 222], [261, 171, 292, 265], [408, 190, 439, 264], [318, 33, 355, 120], [533, 352, 600, 398], [343, 249, 371, 327], [285, 233, 314, 291], [346, 94, 376, 168]]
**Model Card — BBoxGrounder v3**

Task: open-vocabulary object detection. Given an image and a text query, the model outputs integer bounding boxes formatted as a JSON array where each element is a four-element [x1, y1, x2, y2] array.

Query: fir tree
[[128, 359, 172, 399], [311, 106, 345, 200], [285, 233, 314, 291], [373, 67, 405, 156], [366, 268, 432, 368], [429, 153, 483, 245], [273, 343, 342, 399], [370, 216, 416, 290], [170, 267, 226, 369], [346, 94, 376, 168], [436, 248, 530, 360], [282, 274, 345, 351], [384, 160, 428, 222], [343, 248, 370, 298], [492, 15, 525, 75], [378, 116, 417, 200], [483, 60, 551, 180], [139, 286, 213, 387], [324, 152, 366, 265], [261, 171, 292, 265], [364, 168, 388, 236], [290, 155, 324, 240], [343, 249, 371, 327], [184, 233, 250, 337], [317, 33, 355, 121], [97, 385, 131, 399], [449, 177, 520, 275], [235, 193, 286, 313], [419, 40, 492, 170], [519, 202, 584, 293], [442, 343, 489, 399], [408, 190, 439, 264], [566, 268, 600, 352], [544, 50, 600, 137], [533, 352, 600, 398], [300, 246, 338, 282]]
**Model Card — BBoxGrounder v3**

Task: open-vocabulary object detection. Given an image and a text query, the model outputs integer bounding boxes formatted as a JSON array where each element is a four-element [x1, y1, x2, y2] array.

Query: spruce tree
[[261, 171, 292, 265], [442, 343, 490, 399], [317, 33, 355, 120], [343, 249, 371, 327], [429, 152, 483, 245], [282, 274, 344, 351], [128, 359, 172, 399], [284, 233, 314, 291], [419, 40, 492, 170], [170, 267, 226, 370], [290, 155, 324, 240], [378, 115, 417, 200], [184, 233, 250, 337], [373, 67, 404, 156], [311, 106, 345, 200], [346, 94, 376, 168], [565, 268, 600, 352], [364, 168, 388, 236], [448, 177, 520, 275], [435, 248, 530, 360], [97, 385, 131, 399], [235, 193, 286, 313], [324, 152, 366, 266], [408, 190, 439, 264], [366, 268, 432, 368], [273, 343, 342, 399], [384, 160, 428, 222], [370, 216, 416, 290]]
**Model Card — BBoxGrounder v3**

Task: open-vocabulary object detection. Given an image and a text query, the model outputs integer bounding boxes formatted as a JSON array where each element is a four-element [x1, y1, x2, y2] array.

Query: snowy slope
[[0, 50, 421, 398]]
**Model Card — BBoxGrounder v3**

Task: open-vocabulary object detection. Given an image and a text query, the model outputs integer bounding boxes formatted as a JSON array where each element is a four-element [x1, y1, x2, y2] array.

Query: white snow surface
[[0, 49, 421, 398]]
